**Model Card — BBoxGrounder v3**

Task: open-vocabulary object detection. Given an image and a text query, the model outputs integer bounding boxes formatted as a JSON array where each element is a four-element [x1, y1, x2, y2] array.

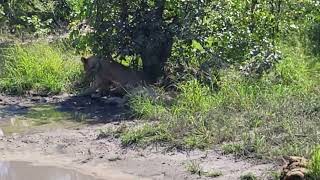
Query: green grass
[[0, 41, 82, 95], [203, 170, 223, 178], [124, 42, 320, 158], [120, 123, 172, 146], [309, 146, 320, 179], [240, 173, 257, 180], [97, 124, 128, 139], [185, 160, 202, 175], [185, 160, 222, 177]]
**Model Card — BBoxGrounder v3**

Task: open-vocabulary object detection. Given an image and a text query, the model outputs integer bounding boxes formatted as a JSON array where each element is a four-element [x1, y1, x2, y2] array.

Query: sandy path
[[0, 125, 275, 180]]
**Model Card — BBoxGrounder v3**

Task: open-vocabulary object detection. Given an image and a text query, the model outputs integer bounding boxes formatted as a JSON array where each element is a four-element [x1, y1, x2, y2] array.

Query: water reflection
[[0, 161, 99, 180], [0, 104, 84, 136]]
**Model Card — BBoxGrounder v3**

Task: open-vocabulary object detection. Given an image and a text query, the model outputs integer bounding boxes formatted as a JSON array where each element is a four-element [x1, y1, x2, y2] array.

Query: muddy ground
[[0, 94, 278, 180]]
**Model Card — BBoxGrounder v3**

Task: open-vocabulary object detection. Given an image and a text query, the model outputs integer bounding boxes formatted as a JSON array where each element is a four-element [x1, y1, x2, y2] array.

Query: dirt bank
[[0, 94, 277, 180]]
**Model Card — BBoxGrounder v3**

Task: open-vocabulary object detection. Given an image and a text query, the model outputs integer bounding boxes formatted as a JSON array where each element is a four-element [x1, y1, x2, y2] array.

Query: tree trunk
[[141, 34, 173, 83], [139, 0, 173, 83]]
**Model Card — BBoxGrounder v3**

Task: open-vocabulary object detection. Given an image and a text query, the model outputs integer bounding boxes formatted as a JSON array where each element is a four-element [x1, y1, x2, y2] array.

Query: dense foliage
[[68, 0, 320, 83], [0, 0, 82, 36], [1, 1, 319, 82]]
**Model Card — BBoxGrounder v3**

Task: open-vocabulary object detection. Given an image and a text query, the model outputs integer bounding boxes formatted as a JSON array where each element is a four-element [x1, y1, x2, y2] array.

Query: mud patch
[[0, 125, 277, 180], [0, 104, 84, 135], [0, 94, 130, 135], [56, 95, 131, 123], [0, 161, 101, 180], [0, 94, 131, 124]]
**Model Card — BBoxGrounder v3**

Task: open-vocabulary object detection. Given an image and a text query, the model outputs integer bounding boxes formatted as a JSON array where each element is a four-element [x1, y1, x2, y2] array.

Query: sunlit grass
[[309, 146, 320, 179], [0, 41, 82, 95], [124, 43, 320, 157]]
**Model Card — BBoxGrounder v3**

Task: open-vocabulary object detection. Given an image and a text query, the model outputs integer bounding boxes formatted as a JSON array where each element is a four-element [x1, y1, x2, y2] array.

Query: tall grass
[[309, 146, 320, 179], [0, 41, 82, 95], [125, 43, 320, 157]]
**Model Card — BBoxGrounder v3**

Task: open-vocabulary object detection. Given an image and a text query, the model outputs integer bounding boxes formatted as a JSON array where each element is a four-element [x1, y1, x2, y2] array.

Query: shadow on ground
[[55, 96, 132, 124], [0, 94, 133, 125]]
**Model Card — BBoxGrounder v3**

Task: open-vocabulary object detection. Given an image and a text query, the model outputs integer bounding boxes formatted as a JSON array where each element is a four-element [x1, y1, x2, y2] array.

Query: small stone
[[108, 156, 122, 161], [31, 97, 40, 102], [0, 128, 4, 137], [105, 97, 126, 107], [39, 98, 48, 103], [81, 157, 92, 164]]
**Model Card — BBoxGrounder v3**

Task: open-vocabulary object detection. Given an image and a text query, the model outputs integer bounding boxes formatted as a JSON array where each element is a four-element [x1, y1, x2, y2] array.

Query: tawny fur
[[80, 55, 144, 96]]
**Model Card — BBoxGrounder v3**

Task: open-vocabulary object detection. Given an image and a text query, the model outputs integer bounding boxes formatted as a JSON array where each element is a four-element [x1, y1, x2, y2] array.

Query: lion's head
[[81, 56, 100, 74], [81, 56, 106, 81]]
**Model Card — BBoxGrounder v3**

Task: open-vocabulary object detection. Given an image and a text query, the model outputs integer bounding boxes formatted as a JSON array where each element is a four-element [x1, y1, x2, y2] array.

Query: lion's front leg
[[79, 82, 98, 96], [93, 80, 111, 97], [79, 87, 97, 96]]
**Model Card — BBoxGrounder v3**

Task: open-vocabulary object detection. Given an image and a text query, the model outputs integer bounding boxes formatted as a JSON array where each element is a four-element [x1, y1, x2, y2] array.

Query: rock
[[162, 94, 175, 106], [41, 98, 48, 103], [108, 156, 122, 161], [7, 105, 26, 111], [53, 93, 69, 99], [10, 117, 16, 126], [0, 128, 4, 137], [105, 97, 127, 107], [281, 156, 309, 180], [81, 157, 92, 164], [91, 93, 102, 98], [31, 97, 40, 102]]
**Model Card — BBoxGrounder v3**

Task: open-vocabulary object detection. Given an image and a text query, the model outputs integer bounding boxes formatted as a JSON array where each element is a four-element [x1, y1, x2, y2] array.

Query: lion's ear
[[81, 57, 87, 63]]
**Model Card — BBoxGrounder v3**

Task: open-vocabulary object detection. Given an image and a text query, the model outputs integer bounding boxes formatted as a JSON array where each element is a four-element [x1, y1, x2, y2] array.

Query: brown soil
[[0, 94, 277, 180]]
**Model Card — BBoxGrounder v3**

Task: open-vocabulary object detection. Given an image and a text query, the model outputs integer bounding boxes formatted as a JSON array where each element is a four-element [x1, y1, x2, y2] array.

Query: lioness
[[80, 55, 144, 96]]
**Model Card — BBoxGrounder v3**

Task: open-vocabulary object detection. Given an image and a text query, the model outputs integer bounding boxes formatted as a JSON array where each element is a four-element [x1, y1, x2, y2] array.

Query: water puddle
[[0, 161, 101, 180], [0, 105, 85, 135]]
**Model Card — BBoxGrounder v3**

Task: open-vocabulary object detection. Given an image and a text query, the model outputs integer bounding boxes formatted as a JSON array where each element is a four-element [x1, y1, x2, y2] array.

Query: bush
[[0, 41, 82, 95]]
